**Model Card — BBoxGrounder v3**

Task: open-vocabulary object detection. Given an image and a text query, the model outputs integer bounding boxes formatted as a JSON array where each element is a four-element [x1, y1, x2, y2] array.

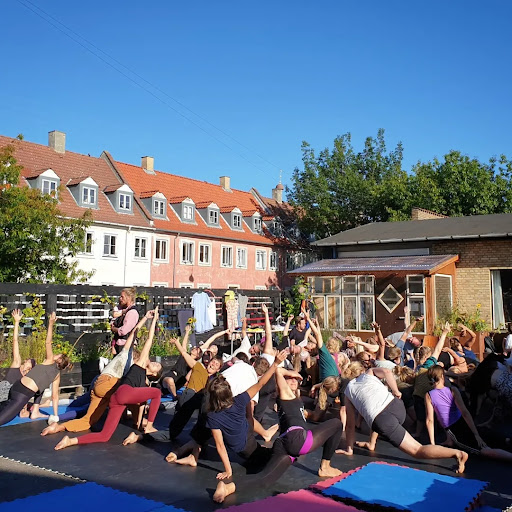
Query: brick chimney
[[220, 176, 231, 192], [272, 183, 284, 204], [141, 156, 154, 172], [48, 130, 66, 154], [411, 207, 448, 221]]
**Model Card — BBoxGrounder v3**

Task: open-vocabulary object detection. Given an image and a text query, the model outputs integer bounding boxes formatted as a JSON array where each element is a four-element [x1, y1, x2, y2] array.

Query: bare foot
[[165, 452, 178, 463], [41, 423, 65, 436], [123, 432, 143, 446], [455, 450, 468, 474], [318, 464, 343, 478], [213, 481, 236, 503], [54, 435, 78, 451], [355, 441, 376, 451], [30, 412, 49, 420], [263, 423, 279, 443], [175, 454, 197, 467], [19, 408, 30, 418], [143, 425, 158, 434]]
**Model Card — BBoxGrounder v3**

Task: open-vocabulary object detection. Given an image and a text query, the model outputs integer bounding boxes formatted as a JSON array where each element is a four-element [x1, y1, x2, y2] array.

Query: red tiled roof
[[24, 168, 49, 179], [67, 176, 92, 187], [168, 195, 191, 204], [103, 184, 123, 193], [241, 209, 259, 217], [140, 190, 163, 199], [195, 201, 215, 209], [114, 160, 273, 245], [0, 135, 149, 228]]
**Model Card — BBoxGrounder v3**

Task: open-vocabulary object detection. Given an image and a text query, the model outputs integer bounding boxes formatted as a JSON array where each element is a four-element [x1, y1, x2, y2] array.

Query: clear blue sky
[[2, 1, 511, 199]]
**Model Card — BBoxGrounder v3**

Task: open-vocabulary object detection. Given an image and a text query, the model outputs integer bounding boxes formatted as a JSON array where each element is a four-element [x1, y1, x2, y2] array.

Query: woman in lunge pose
[[55, 306, 162, 450], [0, 312, 70, 426], [213, 361, 343, 503], [336, 361, 468, 474], [425, 365, 512, 461]]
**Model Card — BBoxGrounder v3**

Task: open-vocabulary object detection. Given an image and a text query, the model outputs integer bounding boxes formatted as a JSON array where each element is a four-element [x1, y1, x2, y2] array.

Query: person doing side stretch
[[213, 366, 343, 503], [336, 362, 468, 474], [55, 307, 162, 450], [42, 310, 154, 436], [0, 312, 70, 426]]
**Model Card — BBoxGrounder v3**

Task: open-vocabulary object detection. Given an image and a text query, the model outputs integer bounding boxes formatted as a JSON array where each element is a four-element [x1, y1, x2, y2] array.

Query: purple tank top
[[428, 387, 461, 428]]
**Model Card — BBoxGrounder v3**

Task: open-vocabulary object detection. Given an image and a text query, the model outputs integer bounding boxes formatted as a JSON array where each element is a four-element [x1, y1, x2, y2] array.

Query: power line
[[15, 0, 286, 181]]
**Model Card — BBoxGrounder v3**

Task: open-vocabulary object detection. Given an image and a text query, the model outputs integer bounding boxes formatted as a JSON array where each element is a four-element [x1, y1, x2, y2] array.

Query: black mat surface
[[0, 408, 511, 511]]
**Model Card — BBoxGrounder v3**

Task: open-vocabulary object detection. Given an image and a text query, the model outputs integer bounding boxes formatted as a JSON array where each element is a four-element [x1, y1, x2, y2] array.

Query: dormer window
[[253, 217, 262, 232], [153, 199, 165, 217], [82, 186, 96, 205], [42, 178, 58, 196], [233, 214, 241, 229], [183, 203, 194, 221], [119, 193, 131, 211], [209, 209, 219, 225]]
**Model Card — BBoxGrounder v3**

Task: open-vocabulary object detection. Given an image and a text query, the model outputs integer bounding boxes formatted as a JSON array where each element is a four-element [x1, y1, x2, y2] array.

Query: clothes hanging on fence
[[207, 297, 217, 327], [224, 290, 239, 332], [177, 309, 196, 346], [238, 293, 249, 320], [191, 291, 214, 334]]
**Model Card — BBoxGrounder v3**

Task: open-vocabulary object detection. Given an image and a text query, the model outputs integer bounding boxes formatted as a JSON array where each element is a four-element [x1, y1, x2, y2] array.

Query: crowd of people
[[1, 287, 512, 503]]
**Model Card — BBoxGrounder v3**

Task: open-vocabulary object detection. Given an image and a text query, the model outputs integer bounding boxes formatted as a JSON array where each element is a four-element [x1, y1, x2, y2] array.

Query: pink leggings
[[77, 384, 161, 445]]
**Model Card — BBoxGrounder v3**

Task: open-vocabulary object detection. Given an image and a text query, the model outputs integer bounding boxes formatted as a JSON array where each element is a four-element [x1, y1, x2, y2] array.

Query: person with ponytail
[[426, 365, 512, 462]]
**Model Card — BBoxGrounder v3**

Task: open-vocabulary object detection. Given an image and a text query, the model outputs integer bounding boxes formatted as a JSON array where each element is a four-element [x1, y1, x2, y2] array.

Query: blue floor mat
[[0, 405, 85, 428], [321, 462, 488, 512], [0, 482, 188, 512]]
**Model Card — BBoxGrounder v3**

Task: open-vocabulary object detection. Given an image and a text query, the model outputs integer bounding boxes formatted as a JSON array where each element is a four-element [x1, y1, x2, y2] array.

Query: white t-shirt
[[375, 359, 396, 370], [102, 349, 133, 379], [504, 334, 512, 351], [222, 360, 259, 403], [345, 373, 393, 428]]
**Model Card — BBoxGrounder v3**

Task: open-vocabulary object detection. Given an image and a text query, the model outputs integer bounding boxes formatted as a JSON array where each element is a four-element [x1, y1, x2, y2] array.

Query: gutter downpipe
[[173, 233, 180, 288], [123, 226, 132, 286]]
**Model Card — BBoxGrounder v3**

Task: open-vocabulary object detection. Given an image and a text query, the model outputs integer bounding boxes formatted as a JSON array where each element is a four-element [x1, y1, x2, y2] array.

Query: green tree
[[0, 144, 92, 283]]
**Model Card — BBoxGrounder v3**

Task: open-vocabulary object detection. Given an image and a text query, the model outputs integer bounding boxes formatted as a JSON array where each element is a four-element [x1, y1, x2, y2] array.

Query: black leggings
[[168, 389, 204, 440], [0, 381, 34, 426], [227, 418, 342, 488]]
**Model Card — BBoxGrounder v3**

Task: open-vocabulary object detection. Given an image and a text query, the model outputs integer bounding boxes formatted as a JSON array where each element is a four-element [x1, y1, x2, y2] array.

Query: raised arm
[[275, 366, 302, 400], [459, 323, 476, 349], [123, 310, 155, 353], [10, 309, 23, 368], [349, 336, 379, 354], [373, 322, 386, 361], [241, 317, 248, 340], [432, 322, 450, 361], [400, 315, 422, 342], [261, 303, 273, 356], [442, 346, 466, 366], [172, 330, 200, 369], [283, 314, 294, 337], [246, 350, 287, 399], [305, 311, 323, 348], [136, 307, 159, 367], [44, 312, 57, 364], [202, 328, 231, 352]]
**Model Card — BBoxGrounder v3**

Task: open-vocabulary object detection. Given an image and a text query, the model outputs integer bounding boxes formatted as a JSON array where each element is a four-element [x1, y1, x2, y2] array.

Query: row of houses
[[1, 131, 316, 290]]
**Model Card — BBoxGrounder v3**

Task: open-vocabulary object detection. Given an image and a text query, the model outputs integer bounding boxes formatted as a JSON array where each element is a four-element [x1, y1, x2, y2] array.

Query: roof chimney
[[48, 130, 66, 154], [220, 176, 231, 192], [141, 156, 154, 172], [272, 183, 284, 204]]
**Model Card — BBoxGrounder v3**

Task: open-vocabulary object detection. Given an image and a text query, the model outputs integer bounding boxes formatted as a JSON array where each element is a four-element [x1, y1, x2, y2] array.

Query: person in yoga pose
[[335, 361, 468, 474], [41, 310, 154, 436], [0, 309, 35, 404], [213, 364, 343, 503], [55, 306, 162, 450], [425, 365, 512, 461], [0, 312, 70, 426]]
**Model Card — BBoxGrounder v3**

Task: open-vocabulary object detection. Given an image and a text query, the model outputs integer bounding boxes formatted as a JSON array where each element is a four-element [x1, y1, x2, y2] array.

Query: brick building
[[291, 209, 512, 342]]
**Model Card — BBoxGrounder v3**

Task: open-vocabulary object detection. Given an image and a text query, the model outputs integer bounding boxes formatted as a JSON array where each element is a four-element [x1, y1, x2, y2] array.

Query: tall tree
[[0, 144, 92, 283]]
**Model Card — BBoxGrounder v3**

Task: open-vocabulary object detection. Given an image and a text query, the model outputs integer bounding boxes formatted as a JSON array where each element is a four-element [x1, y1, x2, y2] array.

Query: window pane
[[377, 285, 404, 313], [409, 297, 425, 331], [359, 276, 374, 294], [360, 296, 374, 331], [408, 275, 424, 294], [342, 276, 357, 294], [434, 275, 451, 320], [343, 297, 357, 330], [312, 296, 325, 328], [326, 296, 341, 329]]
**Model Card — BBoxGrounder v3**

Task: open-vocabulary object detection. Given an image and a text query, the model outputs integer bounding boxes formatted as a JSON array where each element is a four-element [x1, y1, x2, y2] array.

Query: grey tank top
[[26, 363, 59, 391]]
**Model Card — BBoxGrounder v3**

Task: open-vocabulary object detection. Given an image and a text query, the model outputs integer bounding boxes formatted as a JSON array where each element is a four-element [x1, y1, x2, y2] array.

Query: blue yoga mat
[[321, 462, 487, 512], [0, 404, 86, 428], [0, 482, 188, 512]]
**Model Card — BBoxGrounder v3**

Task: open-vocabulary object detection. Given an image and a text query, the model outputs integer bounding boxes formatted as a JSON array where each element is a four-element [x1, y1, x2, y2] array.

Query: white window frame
[[42, 178, 58, 196], [253, 217, 262, 232], [134, 237, 147, 259], [236, 246, 247, 269], [221, 245, 234, 268], [407, 274, 427, 334], [198, 243, 212, 266], [82, 232, 94, 255], [198, 283, 212, 289], [377, 283, 404, 314], [208, 209, 219, 225], [269, 250, 278, 271], [152, 282, 168, 287], [82, 186, 96, 206], [182, 204, 194, 221], [103, 234, 117, 257], [153, 199, 165, 217], [180, 240, 194, 265], [154, 239, 168, 262], [119, 193, 131, 211], [232, 213, 242, 229], [227, 284, 240, 289], [255, 249, 267, 270], [255, 285, 266, 290], [179, 283, 193, 289]]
